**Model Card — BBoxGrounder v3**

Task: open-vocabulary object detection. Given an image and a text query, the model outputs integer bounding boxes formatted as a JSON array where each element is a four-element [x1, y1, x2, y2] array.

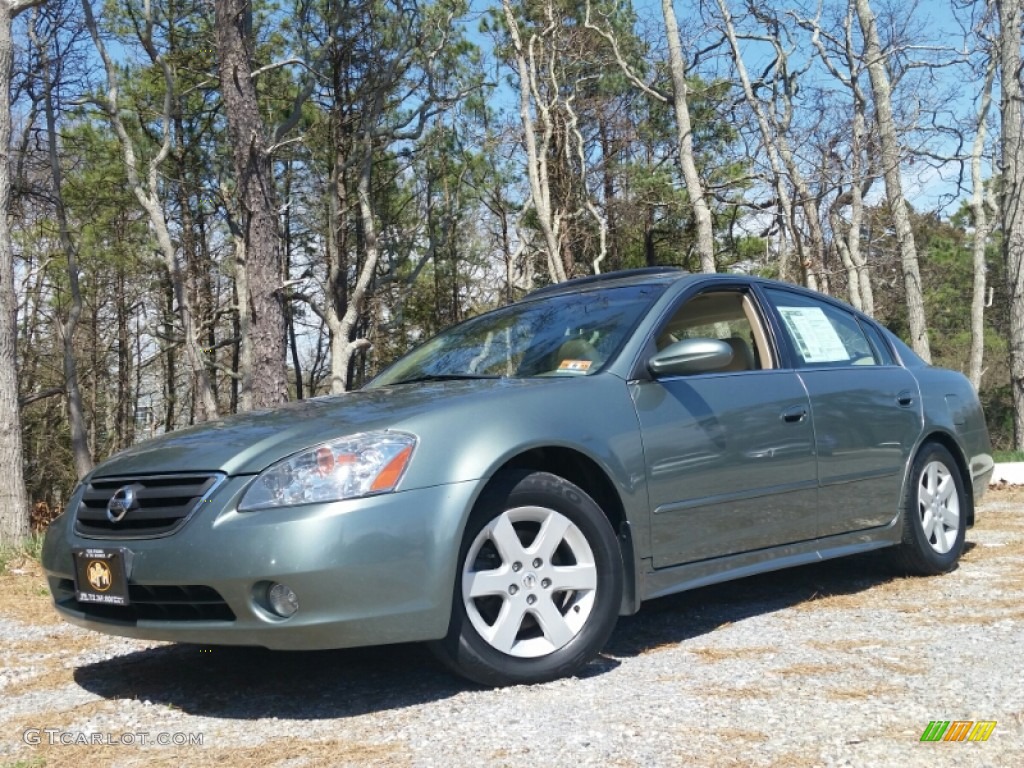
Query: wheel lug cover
[[512, 562, 522, 572], [541, 578, 551, 588], [526, 594, 536, 605], [509, 585, 518, 595], [533, 558, 542, 568]]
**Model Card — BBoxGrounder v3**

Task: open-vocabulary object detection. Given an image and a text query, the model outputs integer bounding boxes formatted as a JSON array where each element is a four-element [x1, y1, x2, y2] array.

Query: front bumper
[[41, 477, 480, 649]]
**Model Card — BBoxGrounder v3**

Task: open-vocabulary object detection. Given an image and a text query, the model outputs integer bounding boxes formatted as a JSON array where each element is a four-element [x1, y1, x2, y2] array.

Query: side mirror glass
[[648, 338, 733, 377]]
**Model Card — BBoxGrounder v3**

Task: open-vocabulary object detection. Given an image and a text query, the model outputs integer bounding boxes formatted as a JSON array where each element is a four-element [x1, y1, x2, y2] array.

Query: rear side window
[[764, 288, 880, 368], [859, 320, 895, 365]]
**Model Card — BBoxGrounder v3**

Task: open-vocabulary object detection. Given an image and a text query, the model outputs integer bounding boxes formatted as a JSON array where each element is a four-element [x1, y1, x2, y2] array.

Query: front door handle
[[781, 405, 807, 423], [897, 390, 914, 407]]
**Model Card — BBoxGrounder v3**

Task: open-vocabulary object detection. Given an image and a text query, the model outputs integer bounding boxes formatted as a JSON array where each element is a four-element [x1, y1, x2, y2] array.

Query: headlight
[[238, 431, 416, 511]]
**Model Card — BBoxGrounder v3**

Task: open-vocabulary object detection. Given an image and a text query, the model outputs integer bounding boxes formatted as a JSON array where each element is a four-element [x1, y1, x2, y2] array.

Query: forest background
[[1, 0, 1023, 543]]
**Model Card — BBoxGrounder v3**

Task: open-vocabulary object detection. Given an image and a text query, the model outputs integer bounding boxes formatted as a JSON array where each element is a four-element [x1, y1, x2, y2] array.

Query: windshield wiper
[[388, 373, 501, 386]]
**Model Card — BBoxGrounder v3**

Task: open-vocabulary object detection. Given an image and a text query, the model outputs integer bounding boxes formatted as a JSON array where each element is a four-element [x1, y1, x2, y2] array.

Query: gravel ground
[[1, 489, 1022, 768]]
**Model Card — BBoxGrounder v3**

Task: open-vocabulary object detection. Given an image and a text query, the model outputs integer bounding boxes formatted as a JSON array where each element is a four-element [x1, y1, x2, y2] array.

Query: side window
[[656, 290, 772, 371], [764, 288, 879, 368], [859, 320, 895, 365]]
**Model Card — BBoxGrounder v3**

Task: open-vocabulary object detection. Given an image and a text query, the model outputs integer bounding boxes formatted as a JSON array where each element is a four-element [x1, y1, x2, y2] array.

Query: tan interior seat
[[557, 338, 600, 362], [719, 337, 754, 372]]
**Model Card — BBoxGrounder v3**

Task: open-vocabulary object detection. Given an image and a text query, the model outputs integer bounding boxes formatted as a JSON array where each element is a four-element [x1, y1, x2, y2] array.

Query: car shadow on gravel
[[604, 546, 971, 658], [73, 641, 470, 718], [72, 545, 972, 716]]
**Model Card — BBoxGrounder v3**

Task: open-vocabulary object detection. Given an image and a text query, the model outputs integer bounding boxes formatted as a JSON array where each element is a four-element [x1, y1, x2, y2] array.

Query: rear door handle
[[897, 390, 914, 407], [781, 405, 807, 423]]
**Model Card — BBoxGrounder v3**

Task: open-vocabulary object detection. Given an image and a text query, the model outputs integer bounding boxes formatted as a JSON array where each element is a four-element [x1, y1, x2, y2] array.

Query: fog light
[[267, 583, 299, 618]]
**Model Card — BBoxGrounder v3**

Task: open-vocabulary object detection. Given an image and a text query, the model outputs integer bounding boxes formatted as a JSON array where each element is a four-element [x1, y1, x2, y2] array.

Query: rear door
[[761, 287, 923, 536], [632, 287, 819, 568]]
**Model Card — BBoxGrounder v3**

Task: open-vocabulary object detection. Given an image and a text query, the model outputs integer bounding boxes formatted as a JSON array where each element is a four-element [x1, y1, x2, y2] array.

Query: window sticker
[[558, 359, 593, 372], [776, 307, 850, 363]]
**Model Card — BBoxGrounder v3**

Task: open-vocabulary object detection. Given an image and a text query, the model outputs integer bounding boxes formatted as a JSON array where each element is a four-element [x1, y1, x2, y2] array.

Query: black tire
[[430, 470, 623, 687], [893, 443, 968, 575]]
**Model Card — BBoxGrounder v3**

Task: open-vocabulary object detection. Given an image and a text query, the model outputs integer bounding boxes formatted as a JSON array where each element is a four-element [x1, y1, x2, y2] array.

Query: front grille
[[57, 579, 236, 622], [75, 473, 223, 539]]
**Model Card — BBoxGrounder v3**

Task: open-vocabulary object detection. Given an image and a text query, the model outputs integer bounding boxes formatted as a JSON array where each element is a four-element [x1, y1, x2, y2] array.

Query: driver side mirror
[[648, 338, 733, 377]]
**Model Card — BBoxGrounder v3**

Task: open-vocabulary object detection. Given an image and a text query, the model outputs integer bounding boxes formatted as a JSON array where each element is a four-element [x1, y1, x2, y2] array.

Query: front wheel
[[431, 470, 623, 686], [893, 443, 968, 575]]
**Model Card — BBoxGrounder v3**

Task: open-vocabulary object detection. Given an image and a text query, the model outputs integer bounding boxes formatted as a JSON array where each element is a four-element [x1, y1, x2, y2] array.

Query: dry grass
[[711, 727, 768, 743], [2, 626, 102, 657], [806, 638, 878, 653], [791, 591, 875, 611], [0, 699, 119, 746], [639, 640, 685, 656], [825, 683, 907, 700], [774, 662, 837, 678], [7, 736, 406, 768], [978, 538, 1024, 559], [874, 657, 921, 675], [705, 685, 775, 700], [0, 558, 60, 625], [687, 645, 775, 662], [2, 658, 85, 699], [761, 753, 827, 768]]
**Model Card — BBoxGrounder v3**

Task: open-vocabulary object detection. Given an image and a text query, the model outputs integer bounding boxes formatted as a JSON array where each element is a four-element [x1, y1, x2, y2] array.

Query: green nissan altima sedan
[[42, 268, 993, 686]]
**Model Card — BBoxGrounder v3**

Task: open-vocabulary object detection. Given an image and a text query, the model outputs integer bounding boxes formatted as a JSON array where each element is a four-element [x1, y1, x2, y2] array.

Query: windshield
[[368, 283, 666, 386]]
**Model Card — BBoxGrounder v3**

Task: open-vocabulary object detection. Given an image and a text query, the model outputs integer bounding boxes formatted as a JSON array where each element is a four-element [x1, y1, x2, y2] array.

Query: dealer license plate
[[72, 548, 130, 606]]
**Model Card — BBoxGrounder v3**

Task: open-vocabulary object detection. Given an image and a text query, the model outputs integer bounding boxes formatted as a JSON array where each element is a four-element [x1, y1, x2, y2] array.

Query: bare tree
[[795, 4, 876, 311], [715, 0, 827, 290], [854, 0, 930, 360], [969, 57, 997, 390], [659, 0, 715, 273], [305, 0, 474, 392], [585, 0, 715, 273], [0, 0, 46, 545], [28, 7, 92, 478], [81, 0, 220, 419], [501, 0, 568, 283]]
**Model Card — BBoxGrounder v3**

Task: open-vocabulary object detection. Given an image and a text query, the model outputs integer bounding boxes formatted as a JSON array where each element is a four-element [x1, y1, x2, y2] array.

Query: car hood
[[89, 378, 576, 478]]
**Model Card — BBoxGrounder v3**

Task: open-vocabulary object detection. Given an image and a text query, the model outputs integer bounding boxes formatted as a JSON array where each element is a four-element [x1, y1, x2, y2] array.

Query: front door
[[632, 288, 819, 568], [634, 373, 819, 567]]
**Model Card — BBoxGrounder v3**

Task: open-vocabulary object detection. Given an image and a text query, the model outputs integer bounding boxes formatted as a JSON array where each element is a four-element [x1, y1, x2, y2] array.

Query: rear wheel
[[893, 443, 967, 575], [431, 470, 622, 686]]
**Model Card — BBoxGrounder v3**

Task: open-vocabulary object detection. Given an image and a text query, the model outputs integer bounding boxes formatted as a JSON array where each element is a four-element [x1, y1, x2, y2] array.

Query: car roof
[[522, 269, 884, 332], [524, 267, 689, 298]]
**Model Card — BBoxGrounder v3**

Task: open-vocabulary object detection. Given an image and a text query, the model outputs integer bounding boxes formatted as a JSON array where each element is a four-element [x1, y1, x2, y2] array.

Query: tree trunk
[[282, 160, 302, 399], [162, 280, 177, 431], [333, 142, 377, 387], [998, 0, 1024, 446], [33, 16, 92, 478], [848, 109, 874, 315], [215, 0, 289, 409], [660, 0, 715, 273], [969, 60, 996, 391], [0, 0, 39, 545], [231, 232, 254, 411], [501, 0, 567, 283], [116, 267, 134, 448], [326, 127, 350, 395], [854, 0, 930, 361]]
